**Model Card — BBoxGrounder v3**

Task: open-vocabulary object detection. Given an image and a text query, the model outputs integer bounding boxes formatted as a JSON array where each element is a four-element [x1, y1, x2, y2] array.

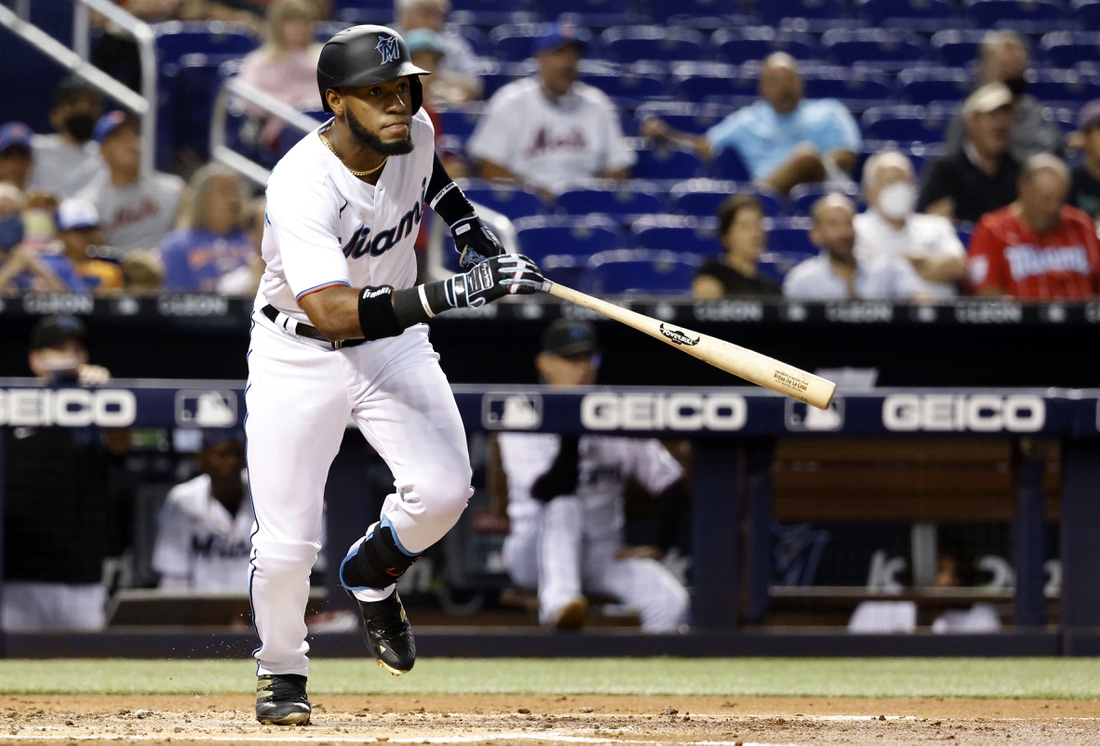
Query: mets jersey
[[258, 108, 436, 323]]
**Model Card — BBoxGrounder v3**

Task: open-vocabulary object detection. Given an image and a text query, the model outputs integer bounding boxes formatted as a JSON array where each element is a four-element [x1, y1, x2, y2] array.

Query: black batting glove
[[443, 254, 545, 309], [451, 215, 505, 269], [531, 435, 580, 503]]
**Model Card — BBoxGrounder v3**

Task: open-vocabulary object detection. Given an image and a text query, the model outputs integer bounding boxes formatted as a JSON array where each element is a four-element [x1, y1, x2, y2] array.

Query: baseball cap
[[1078, 98, 1100, 132], [405, 28, 446, 57], [56, 198, 101, 231], [541, 319, 599, 357], [962, 82, 1014, 118], [532, 22, 589, 56], [93, 110, 137, 143], [0, 122, 33, 153], [30, 315, 87, 351]]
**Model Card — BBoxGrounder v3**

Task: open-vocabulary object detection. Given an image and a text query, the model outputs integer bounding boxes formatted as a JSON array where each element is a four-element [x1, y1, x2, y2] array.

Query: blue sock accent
[[380, 515, 420, 558]]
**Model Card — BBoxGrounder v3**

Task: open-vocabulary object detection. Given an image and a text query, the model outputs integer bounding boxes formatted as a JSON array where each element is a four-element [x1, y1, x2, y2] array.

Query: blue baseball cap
[[93, 110, 137, 143], [532, 22, 589, 56], [0, 122, 33, 153]]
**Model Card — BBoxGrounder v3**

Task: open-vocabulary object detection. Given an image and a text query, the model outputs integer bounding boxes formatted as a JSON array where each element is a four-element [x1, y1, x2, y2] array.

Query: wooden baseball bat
[[543, 281, 836, 410]]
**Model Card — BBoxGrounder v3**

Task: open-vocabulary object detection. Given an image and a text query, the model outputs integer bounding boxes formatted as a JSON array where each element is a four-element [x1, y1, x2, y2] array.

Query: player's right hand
[[445, 254, 545, 309], [451, 215, 505, 269]]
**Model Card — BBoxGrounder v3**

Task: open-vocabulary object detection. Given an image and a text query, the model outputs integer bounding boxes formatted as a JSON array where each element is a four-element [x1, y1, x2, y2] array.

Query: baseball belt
[[261, 304, 367, 350]]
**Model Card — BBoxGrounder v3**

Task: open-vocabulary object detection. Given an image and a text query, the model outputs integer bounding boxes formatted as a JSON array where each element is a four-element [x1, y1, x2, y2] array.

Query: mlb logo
[[175, 390, 238, 427], [481, 393, 542, 430], [785, 397, 845, 432], [376, 35, 401, 64]]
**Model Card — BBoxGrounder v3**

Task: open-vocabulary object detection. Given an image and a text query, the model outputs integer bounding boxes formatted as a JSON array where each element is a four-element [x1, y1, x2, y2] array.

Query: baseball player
[[495, 320, 690, 633], [248, 25, 544, 725]]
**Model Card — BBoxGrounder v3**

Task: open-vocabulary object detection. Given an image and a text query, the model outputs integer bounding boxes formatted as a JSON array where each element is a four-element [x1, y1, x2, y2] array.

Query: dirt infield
[[2, 694, 1099, 745]]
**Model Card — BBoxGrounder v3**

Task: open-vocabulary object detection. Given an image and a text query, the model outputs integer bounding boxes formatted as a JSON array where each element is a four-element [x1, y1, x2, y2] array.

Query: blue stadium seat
[[450, 25, 492, 57], [582, 249, 701, 296], [755, 0, 850, 25], [787, 184, 861, 217], [630, 214, 721, 254], [555, 181, 667, 217], [897, 67, 975, 105], [669, 179, 786, 218], [767, 216, 818, 255], [1041, 31, 1100, 67], [634, 101, 734, 135], [856, 0, 957, 24], [930, 29, 989, 67], [710, 27, 819, 65], [533, 0, 635, 16], [513, 215, 624, 267], [671, 62, 759, 101], [801, 67, 895, 101], [633, 145, 707, 180], [1073, 0, 1100, 29], [645, 0, 754, 22], [708, 146, 754, 181], [965, 0, 1064, 26], [757, 250, 811, 283], [451, 0, 517, 12], [437, 103, 485, 144], [582, 64, 668, 99], [601, 26, 707, 62], [154, 21, 259, 64], [476, 60, 528, 97], [1028, 69, 1100, 102], [460, 180, 547, 221], [489, 24, 557, 62], [861, 106, 949, 143], [821, 28, 926, 67]]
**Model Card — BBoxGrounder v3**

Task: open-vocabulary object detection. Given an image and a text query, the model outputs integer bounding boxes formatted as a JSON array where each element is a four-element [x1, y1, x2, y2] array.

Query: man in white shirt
[[29, 77, 107, 198], [466, 22, 636, 195], [76, 111, 185, 252], [854, 150, 966, 298], [784, 194, 928, 301]]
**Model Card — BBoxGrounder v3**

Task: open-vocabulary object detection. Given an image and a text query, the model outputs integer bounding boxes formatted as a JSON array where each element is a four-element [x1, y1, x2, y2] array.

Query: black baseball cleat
[[347, 589, 416, 675], [255, 674, 311, 725]]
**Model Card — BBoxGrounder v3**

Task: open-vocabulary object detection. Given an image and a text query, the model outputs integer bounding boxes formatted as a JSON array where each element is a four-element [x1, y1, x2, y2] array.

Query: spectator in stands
[[693, 194, 781, 298], [944, 31, 1064, 163], [78, 111, 186, 252], [214, 195, 266, 296], [784, 194, 927, 301], [491, 320, 690, 633], [159, 164, 254, 292], [55, 198, 126, 294], [640, 53, 861, 196], [152, 430, 252, 592], [121, 251, 165, 293], [0, 184, 68, 294], [968, 154, 1100, 299], [1069, 99, 1100, 222], [0, 122, 34, 192], [855, 151, 966, 298], [237, 0, 323, 148], [919, 83, 1020, 224], [1, 316, 123, 633], [396, 0, 482, 103], [466, 23, 635, 195], [29, 77, 107, 198]]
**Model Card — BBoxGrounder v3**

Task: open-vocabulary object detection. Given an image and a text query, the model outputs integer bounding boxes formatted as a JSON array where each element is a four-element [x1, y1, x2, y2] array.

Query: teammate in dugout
[[247, 26, 545, 726]]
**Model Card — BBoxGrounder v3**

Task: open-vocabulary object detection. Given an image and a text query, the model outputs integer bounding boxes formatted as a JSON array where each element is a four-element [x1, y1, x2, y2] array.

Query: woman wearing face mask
[[853, 150, 966, 298], [693, 194, 782, 299], [28, 77, 107, 198]]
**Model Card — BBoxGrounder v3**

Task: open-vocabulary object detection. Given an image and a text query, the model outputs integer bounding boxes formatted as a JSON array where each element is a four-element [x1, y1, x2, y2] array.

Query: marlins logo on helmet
[[376, 35, 400, 64]]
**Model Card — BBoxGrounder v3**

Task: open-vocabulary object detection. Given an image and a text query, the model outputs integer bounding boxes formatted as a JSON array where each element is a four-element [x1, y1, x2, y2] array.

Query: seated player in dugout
[[488, 320, 691, 633]]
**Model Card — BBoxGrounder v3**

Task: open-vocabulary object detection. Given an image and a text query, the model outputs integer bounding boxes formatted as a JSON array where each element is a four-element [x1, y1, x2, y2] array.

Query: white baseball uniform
[[152, 473, 253, 592], [497, 434, 689, 633], [247, 109, 473, 677]]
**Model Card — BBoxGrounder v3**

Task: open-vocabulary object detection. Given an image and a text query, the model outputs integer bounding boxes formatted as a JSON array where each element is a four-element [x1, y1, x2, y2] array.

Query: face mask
[[1004, 76, 1027, 98], [64, 113, 96, 143], [0, 214, 24, 251], [877, 181, 917, 221]]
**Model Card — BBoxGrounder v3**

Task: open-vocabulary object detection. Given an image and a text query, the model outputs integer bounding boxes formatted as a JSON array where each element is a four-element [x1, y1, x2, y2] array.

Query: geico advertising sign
[[882, 394, 1045, 432], [581, 392, 747, 432], [0, 388, 137, 427]]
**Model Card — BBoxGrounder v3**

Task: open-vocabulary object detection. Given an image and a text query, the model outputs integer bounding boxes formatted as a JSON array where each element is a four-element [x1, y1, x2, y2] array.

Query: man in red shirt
[[968, 154, 1100, 298]]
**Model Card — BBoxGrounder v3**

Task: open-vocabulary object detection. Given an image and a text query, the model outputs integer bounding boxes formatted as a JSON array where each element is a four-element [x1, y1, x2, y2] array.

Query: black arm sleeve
[[425, 153, 475, 225]]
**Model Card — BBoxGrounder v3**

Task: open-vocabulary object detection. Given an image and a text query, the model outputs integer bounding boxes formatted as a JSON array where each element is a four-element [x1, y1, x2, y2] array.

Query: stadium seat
[[767, 216, 818, 255], [632, 144, 707, 180], [801, 67, 895, 101], [1041, 31, 1100, 68], [1073, 0, 1100, 29], [459, 180, 547, 221], [965, 0, 1064, 26], [634, 101, 734, 135], [756, 250, 811, 283], [861, 106, 949, 144], [154, 21, 259, 64], [451, 0, 517, 13], [643, 0, 746, 22], [555, 181, 667, 217], [788, 184, 861, 217], [708, 146, 753, 182], [897, 67, 975, 105], [489, 24, 561, 62], [856, 0, 957, 24], [710, 27, 819, 65], [929, 29, 989, 67], [533, 0, 635, 17], [437, 103, 485, 144], [754, 0, 850, 25], [513, 215, 624, 267], [669, 179, 786, 218], [821, 28, 926, 67], [1028, 69, 1100, 102], [630, 214, 721, 255], [581, 249, 701, 296], [582, 63, 668, 99], [601, 26, 707, 62], [475, 60, 529, 97], [671, 62, 759, 101]]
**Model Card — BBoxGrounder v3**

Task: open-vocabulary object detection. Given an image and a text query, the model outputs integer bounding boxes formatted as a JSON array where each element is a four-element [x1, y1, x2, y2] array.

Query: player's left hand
[[447, 253, 545, 309], [451, 215, 504, 269]]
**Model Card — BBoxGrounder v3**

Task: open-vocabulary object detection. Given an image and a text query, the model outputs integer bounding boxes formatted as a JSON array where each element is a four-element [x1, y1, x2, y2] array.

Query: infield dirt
[[2, 694, 1099, 745]]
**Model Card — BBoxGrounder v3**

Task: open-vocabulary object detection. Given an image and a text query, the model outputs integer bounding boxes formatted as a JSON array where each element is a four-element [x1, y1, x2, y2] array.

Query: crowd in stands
[[2, 0, 1099, 301]]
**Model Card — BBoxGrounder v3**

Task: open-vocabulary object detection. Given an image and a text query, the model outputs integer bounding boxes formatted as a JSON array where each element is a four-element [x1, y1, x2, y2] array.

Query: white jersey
[[854, 208, 965, 298], [466, 77, 636, 193], [258, 110, 435, 324], [152, 473, 253, 592]]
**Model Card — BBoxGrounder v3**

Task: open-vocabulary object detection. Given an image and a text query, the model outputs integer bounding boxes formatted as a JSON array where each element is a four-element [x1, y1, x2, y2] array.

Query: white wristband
[[418, 284, 436, 318]]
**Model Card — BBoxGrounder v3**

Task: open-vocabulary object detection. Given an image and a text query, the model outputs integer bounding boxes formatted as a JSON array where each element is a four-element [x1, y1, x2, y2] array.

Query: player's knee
[[251, 540, 319, 580], [422, 467, 474, 521]]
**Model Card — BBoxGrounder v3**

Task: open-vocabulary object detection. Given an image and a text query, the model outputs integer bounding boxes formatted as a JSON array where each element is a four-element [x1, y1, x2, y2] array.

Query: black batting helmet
[[317, 25, 429, 114]]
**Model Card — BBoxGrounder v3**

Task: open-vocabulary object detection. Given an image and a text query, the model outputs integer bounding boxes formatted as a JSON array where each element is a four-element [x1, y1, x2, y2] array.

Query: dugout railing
[[1, 380, 1099, 658]]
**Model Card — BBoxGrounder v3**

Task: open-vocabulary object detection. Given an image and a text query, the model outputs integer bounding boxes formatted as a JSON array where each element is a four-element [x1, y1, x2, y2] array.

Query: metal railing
[[0, 0, 156, 177]]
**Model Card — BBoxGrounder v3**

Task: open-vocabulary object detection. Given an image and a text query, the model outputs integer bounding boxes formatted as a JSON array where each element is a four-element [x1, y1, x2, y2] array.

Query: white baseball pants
[[246, 314, 472, 677]]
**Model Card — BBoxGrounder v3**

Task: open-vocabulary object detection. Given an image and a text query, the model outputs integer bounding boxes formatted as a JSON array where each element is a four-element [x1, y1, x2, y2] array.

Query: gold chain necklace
[[319, 133, 387, 177]]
